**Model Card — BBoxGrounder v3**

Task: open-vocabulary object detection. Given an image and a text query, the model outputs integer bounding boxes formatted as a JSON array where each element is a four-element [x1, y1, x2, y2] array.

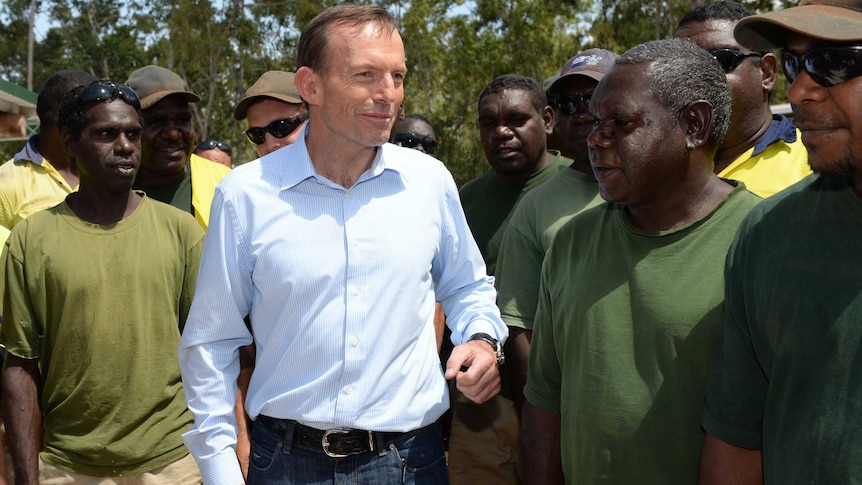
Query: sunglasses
[[781, 46, 862, 87], [196, 140, 232, 156], [393, 132, 438, 154], [77, 81, 140, 108], [548, 93, 593, 115], [245, 112, 308, 145], [709, 49, 764, 73]]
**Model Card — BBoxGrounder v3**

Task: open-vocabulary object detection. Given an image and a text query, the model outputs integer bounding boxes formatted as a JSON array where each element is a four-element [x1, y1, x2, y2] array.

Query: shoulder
[[144, 196, 206, 238], [190, 154, 232, 180]]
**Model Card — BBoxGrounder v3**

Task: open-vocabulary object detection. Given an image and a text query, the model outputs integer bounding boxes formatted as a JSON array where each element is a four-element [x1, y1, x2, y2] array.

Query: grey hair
[[616, 38, 731, 146]]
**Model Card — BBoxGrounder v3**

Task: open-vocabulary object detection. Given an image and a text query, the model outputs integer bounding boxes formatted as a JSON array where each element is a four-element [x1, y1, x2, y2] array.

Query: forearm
[[235, 343, 256, 478], [507, 327, 531, 417], [3, 355, 42, 485], [521, 401, 563, 485], [698, 433, 763, 485]]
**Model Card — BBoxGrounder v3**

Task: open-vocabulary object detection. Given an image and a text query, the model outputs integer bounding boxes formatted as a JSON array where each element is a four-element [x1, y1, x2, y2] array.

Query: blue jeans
[[247, 420, 449, 484]]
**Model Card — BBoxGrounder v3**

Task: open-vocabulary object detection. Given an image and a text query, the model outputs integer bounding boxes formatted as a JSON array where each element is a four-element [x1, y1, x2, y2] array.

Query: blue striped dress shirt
[[178, 132, 507, 483]]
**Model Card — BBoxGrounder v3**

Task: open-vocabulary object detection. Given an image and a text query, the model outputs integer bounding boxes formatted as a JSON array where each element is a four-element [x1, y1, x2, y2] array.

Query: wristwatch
[[468, 333, 505, 366]]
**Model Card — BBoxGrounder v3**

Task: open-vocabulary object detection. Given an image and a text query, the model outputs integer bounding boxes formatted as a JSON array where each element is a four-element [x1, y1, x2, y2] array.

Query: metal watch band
[[468, 332, 505, 366]]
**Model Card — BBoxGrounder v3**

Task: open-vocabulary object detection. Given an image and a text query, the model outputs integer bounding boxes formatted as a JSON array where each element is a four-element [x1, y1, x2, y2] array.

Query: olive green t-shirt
[[0, 195, 204, 476], [526, 183, 759, 483]]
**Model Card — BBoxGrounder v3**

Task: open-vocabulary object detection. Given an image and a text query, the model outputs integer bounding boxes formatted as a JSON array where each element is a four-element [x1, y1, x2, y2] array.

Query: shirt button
[[347, 192, 354, 199], [351, 338, 359, 347], [354, 288, 360, 296], [344, 386, 352, 394]]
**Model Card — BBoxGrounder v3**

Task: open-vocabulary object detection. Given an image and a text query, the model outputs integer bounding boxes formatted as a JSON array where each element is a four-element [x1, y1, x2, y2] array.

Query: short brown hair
[[296, 4, 399, 74]]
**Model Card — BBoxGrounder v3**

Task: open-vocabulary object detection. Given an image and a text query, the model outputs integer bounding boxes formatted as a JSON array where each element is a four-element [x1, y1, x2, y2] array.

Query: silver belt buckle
[[321, 429, 376, 458]]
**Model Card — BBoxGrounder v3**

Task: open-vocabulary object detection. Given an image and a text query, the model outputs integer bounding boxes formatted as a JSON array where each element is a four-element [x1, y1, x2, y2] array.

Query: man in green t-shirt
[[522, 39, 761, 484], [1, 80, 204, 483], [495, 48, 615, 416], [699, 2, 862, 483], [451, 74, 567, 485]]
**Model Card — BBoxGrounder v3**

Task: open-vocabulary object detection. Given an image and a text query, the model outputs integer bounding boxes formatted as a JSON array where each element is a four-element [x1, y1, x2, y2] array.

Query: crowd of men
[[0, 0, 859, 484]]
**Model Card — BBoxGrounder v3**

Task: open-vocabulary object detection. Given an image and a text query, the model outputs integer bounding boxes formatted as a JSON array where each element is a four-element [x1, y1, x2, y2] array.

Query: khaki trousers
[[447, 388, 521, 485], [39, 453, 201, 485]]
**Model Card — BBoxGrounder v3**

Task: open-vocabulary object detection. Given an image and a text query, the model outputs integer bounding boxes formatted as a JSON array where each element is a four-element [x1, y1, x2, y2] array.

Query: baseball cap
[[545, 49, 618, 93], [125, 65, 200, 110], [735, 0, 862, 50], [233, 70, 303, 120]]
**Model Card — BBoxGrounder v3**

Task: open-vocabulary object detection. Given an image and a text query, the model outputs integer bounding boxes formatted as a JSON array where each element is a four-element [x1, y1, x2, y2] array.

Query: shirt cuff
[[194, 448, 244, 485], [463, 318, 508, 344]]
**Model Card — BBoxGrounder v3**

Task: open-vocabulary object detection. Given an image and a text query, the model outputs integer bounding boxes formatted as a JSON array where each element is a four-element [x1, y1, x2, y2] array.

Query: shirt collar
[[13, 136, 45, 166], [751, 114, 798, 157], [277, 125, 409, 191]]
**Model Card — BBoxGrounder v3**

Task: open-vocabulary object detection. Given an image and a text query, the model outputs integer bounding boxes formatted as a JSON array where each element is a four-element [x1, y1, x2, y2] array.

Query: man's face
[[140, 95, 195, 177], [391, 118, 437, 154], [675, 19, 773, 145], [787, 33, 862, 178], [587, 64, 687, 207], [197, 148, 232, 168], [548, 75, 600, 163], [478, 88, 553, 180], [246, 98, 307, 157], [64, 100, 141, 193], [310, 23, 406, 150]]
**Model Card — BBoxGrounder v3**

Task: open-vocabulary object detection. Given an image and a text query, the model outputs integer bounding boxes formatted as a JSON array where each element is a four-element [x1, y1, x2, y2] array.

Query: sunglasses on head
[[548, 93, 593, 116], [709, 49, 764, 73], [77, 81, 140, 109], [245, 112, 308, 145], [781, 46, 862, 87], [393, 132, 438, 154], [196, 140, 232, 155]]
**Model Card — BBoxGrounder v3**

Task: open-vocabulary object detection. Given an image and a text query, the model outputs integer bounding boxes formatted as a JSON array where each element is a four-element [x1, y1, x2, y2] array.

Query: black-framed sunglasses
[[709, 49, 764, 73], [781, 46, 862, 87], [245, 112, 308, 145], [548, 93, 593, 115], [196, 139, 232, 156], [77, 81, 140, 108], [393, 132, 438, 154]]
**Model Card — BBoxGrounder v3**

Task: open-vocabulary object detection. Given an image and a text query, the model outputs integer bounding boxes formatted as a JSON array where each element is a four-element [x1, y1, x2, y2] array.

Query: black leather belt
[[256, 415, 422, 458]]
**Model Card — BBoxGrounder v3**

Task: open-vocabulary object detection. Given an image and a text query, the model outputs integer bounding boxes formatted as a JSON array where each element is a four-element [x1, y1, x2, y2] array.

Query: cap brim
[[548, 70, 606, 92], [735, 5, 862, 50], [233, 93, 303, 120], [140, 91, 201, 110]]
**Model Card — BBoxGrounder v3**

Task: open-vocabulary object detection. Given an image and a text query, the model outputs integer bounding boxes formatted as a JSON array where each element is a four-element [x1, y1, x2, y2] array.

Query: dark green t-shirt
[[526, 182, 760, 484], [134, 170, 193, 216], [703, 174, 862, 484], [459, 153, 569, 276]]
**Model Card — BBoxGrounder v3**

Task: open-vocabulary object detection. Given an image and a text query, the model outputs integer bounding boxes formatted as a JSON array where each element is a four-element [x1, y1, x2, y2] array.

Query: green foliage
[[0, 0, 796, 183]]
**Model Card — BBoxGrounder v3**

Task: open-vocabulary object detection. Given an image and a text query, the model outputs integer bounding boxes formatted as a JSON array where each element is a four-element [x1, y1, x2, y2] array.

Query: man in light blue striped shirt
[[178, 5, 508, 484]]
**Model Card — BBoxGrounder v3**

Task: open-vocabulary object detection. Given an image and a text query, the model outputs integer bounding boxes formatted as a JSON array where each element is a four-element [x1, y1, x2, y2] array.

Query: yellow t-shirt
[[719, 127, 811, 198]]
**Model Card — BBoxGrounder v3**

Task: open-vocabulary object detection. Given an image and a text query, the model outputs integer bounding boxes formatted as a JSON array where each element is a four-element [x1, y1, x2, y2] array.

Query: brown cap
[[544, 49, 618, 93], [125, 65, 200, 110], [735, 0, 862, 50], [233, 70, 303, 120]]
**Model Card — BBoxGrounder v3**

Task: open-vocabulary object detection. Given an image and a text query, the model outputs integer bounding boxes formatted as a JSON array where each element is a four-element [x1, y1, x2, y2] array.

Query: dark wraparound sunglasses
[[709, 49, 763, 73], [393, 132, 438, 154], [781, 46, 862, 87], [196, 139, 232, 155], [548, 93, 593, 115], [245, 112, 308, 145], [78, 81, 140, 108]]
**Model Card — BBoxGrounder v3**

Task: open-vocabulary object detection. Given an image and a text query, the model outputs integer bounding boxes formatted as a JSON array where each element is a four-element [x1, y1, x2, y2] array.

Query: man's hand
[[444, 339, 500, 404]]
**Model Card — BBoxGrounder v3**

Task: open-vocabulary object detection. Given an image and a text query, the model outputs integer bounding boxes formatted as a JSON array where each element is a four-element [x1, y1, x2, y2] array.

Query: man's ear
[[760, 52, 778, 95], [682, 100, 714, 150], [295, 66, 319, 107], [61, 130, 76, 158], [542, 105, 555, 137]]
